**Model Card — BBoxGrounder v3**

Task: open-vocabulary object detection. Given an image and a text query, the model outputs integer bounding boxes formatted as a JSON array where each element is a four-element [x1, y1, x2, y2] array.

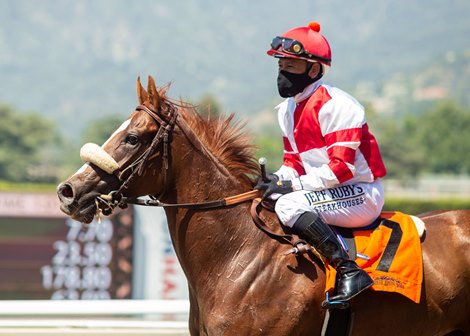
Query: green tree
[[254, 134, 283, 173], [54, 139, 81, 181], [82, 115, 126, 145], [374, 116, 427, 178], [413, 101, 470, 174], [194, 94, 222, 117], [368, 99, 470, 178], [0, 103, 60, 182], [363, 101, 427, 178]]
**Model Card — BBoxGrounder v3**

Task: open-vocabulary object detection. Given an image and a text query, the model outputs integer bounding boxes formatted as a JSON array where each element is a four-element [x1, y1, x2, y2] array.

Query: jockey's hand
[[254, 173, 279, 190], [256, 179, 293, 200]]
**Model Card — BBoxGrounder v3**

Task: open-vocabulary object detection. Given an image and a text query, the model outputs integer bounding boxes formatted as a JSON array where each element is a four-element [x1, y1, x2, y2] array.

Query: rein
[[118, 190, 309, 252], [119, 189, 261, 209], [95, 103, 308, 252]]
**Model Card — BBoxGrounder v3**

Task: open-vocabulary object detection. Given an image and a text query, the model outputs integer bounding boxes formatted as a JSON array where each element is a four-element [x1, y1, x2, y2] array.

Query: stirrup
[[321, 292, 350, 310], [283, 239, 310, 256]]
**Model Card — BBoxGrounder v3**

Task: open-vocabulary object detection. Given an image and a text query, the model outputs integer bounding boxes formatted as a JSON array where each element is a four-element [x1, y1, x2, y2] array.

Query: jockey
[[257, 22, 387, 303]]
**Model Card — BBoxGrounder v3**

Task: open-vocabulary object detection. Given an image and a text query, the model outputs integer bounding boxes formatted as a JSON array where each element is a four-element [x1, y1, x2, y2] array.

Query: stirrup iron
[[321, 292, 350, 310]]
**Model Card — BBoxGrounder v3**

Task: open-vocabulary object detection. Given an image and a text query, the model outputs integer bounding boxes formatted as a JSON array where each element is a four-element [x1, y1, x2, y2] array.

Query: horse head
[[57, 76, 178, 223]]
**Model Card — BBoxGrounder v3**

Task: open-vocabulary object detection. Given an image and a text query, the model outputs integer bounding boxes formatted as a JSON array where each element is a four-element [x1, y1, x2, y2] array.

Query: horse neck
[[163, 122, 264, 290], [170, 119, 245, 204]]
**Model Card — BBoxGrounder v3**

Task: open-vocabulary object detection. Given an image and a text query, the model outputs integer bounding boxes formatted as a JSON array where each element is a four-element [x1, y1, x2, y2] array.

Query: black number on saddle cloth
[[333, 218, 403, 271], [376, 219, 403, 272]]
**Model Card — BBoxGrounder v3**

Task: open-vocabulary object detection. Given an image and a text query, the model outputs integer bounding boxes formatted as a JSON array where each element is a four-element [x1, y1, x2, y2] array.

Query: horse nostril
[[58, 183, 74, 199]]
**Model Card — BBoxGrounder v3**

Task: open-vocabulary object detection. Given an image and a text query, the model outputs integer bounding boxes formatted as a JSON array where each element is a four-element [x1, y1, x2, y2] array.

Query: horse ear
[[136, 76, 148, 105], [147, 75, 161, 111]]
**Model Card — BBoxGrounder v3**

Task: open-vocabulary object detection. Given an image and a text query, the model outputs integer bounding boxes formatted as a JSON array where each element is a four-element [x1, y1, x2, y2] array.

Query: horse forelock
[[171, 100, 259, 187]]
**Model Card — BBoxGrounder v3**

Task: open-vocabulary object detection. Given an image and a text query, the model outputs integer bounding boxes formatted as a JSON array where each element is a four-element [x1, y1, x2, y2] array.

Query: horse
[[57, 76, 470, 335]]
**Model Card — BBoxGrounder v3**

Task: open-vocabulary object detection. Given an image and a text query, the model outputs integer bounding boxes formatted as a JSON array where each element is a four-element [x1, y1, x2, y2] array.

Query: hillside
[[0, 0, 469, 138], [353, 49, 470, 116]]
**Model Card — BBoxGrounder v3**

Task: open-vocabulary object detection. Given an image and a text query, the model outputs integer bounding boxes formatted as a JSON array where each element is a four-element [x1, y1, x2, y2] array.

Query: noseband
[[96, 103, 178, 215]]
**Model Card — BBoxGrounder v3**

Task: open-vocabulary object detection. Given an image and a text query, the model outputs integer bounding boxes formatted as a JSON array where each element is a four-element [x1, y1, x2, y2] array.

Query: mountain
[[0, 0, 469, 139], [355, 50, 470, 116]]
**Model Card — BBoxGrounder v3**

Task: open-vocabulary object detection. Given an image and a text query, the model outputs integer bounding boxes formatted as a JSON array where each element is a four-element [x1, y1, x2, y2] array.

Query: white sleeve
[[274, 165, 299, 181], [292, 165, 340, 191]]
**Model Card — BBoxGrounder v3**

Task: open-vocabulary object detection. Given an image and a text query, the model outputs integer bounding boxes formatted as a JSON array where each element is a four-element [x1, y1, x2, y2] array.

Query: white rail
[[0, 300, 190, 335], [0, 300, 189, 315]]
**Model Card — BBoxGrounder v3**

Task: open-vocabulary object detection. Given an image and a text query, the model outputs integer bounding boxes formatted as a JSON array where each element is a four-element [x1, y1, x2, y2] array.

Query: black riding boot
[[292, 212, 374, 302]]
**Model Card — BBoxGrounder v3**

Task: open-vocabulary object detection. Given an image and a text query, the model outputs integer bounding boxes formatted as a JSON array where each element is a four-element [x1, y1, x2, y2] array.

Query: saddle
[[251, 201, 424, 304], [327, 211, 424, 304]]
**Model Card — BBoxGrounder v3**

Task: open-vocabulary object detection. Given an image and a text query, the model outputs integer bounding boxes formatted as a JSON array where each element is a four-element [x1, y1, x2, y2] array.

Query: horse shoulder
[[198, 210, 327, 334]]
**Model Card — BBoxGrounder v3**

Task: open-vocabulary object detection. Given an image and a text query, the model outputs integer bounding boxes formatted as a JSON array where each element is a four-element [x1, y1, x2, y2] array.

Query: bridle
[[117, 104, 177, 195], [95, 103, 178, 215]]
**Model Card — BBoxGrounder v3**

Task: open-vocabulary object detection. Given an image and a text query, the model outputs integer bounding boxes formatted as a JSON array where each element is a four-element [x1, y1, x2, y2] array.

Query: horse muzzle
[[56, 182, 98, 223], [56, 143, 121, 223]]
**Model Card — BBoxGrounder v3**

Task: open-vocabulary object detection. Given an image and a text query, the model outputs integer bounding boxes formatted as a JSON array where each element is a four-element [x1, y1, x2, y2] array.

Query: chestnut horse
[[57, 76, 470, 335]]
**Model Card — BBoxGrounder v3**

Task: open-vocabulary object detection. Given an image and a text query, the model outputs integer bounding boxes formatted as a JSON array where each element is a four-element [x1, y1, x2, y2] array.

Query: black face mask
[[276, 64, 319, 98]]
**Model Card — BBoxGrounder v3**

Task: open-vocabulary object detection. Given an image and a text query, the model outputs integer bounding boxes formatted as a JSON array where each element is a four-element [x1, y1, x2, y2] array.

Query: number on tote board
[[41, 217, 115, 299]]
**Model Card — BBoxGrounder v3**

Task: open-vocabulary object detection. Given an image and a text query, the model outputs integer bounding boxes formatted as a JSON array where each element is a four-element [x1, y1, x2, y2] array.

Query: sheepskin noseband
[[80, 143, 120, 174]]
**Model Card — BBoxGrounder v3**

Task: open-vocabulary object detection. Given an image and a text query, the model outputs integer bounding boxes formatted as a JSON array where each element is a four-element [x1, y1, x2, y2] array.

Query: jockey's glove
[[254, 173, 278, 188], [255, 179, 293, 200]]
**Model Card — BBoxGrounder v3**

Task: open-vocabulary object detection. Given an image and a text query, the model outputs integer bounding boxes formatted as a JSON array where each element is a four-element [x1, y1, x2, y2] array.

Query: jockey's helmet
[[267, 22, 332, 70]]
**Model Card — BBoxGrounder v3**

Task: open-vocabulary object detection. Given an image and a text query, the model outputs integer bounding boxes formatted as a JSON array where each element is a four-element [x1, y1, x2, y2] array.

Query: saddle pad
[[324, 211, 423, 303]]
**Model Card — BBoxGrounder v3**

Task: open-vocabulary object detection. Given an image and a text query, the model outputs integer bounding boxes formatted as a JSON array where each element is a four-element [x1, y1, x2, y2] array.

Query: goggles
[[270, 36, 305, 56], [270, 36, 331, 65]]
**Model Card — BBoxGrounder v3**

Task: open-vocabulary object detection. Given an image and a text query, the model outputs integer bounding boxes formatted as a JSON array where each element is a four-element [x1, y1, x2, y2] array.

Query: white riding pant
[[274, 180, 384, 228]]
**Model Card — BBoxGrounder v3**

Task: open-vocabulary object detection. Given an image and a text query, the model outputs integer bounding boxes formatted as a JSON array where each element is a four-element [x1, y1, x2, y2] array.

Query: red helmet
[[267, 22, 332, 66]]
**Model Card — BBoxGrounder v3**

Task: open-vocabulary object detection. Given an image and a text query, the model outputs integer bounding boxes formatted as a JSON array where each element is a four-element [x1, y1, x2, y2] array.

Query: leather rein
[[97, 103, 308, 253]]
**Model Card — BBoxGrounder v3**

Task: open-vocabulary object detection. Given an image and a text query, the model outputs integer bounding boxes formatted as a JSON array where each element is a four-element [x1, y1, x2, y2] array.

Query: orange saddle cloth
[[324, 211, 423, 303]]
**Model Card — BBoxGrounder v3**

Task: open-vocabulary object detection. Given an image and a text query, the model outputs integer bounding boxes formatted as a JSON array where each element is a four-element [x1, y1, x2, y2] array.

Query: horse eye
[[125, 134, 139, 145]]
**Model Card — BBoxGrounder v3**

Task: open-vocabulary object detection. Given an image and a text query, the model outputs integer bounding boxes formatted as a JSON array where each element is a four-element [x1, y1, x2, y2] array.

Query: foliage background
[[0, 0, 469, 208]]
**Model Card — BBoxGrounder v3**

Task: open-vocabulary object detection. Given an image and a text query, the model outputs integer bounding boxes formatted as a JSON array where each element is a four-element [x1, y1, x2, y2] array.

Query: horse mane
[[160, 92, 259, 186]]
